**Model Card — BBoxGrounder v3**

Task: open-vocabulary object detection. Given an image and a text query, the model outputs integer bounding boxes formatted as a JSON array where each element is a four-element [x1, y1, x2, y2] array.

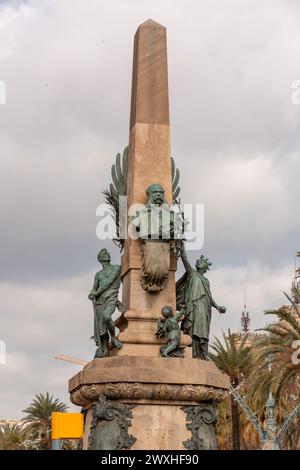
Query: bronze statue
[[155, 306, 184, 357], [130, 183, 183, 292], [130, 183, 175, 240], [176, 244, 226, 359], [88, 249, 124, 358]]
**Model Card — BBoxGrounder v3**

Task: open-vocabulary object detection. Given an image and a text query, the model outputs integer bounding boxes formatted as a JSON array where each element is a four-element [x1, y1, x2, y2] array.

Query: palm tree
[[209, 330, 252, 450], [22, 392, 68, 450], [247, 295, 300, 449], [214, 398, 232, 450], [0, 423, 25, 450], [249, 298, 300, 406]]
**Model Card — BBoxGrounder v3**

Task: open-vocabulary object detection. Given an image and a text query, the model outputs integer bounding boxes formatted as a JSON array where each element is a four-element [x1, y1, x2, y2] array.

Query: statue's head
[[161, 305, 174, 319], [195, 255, 212, 273], [146, 183, 165, 205], [97, 248, 111, 264]]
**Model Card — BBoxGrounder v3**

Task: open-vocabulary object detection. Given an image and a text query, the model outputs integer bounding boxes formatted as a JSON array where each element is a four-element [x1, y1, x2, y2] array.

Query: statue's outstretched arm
[[211, 294, 226, 314], [181, 244, 193, 275], [174, 309, 185, 322]]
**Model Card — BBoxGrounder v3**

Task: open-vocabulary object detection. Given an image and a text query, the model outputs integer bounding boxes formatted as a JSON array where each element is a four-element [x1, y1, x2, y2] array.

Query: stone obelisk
[[117, 18, 190, 356], [69, 20, 229, 451]]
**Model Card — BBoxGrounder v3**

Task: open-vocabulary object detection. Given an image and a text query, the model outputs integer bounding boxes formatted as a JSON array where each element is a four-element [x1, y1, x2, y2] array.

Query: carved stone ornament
[[77, 408, 88, 450], [182, 404, 218, 450], [71, 382, 228, 407], [141, 241, 170, 292], [88, 395, 136, 450]]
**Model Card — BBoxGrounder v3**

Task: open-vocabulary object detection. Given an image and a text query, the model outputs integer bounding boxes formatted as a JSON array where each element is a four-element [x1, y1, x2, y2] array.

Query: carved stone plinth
[[69, 356, 229, 450]]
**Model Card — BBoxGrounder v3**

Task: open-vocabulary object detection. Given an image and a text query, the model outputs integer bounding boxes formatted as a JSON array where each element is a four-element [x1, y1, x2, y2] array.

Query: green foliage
[[209, 329, 252, 385], [209, 329, 253, 450], [0, 423, 25, 450], [248, 300, 300, 407], [246, 292, 300, 449]]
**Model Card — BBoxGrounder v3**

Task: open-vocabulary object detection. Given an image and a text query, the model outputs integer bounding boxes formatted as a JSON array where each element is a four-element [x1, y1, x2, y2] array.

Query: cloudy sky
[[0, 0, 299, 418]]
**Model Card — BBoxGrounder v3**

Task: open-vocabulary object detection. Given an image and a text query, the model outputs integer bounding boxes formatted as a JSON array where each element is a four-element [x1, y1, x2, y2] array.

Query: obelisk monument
[[69, 19, 229, 451], [117, 19, 190, 356]]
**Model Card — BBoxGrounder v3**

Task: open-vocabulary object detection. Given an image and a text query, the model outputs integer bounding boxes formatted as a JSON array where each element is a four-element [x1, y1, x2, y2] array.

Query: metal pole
[[52, 439, 62, 450]]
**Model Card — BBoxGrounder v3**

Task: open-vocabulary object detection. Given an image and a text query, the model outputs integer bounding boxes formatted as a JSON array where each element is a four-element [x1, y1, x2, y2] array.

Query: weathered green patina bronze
[[171, 157, 181, 202], [102, 147, 128, 249], [103, 150, 181, 250], [130, 184, 184, 292], [176, 244, 226, 359], [130, 183, 174, 240], [88, 249, 125, 357], [182, 404, 218, 450], [88, 395, 136, 450], [155, 306, 184, 357]]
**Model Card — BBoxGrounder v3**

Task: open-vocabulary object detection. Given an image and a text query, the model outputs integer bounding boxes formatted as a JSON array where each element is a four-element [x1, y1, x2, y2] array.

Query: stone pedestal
[[69, 356, 229, 450]]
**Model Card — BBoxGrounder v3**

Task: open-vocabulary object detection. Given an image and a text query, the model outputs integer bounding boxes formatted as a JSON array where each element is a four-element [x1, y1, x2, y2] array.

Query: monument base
[[69, 356, 229, 450]]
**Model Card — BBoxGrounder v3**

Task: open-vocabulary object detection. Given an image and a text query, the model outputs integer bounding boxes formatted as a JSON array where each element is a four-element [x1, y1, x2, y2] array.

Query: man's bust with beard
[[130, 183, 175, 241]]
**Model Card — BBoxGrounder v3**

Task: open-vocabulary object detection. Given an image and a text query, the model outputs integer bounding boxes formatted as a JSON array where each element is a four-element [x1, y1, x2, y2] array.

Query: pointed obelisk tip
[[138, 18, 165, 29], [130, 16, 169, 129]]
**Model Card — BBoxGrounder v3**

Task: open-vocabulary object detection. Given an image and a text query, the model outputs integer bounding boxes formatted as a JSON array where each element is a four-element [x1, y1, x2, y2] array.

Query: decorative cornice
[[70, 382, 228, 406]]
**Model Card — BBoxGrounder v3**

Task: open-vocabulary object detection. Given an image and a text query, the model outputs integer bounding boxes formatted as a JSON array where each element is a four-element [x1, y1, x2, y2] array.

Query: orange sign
[[51, 412, 84, 440]]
